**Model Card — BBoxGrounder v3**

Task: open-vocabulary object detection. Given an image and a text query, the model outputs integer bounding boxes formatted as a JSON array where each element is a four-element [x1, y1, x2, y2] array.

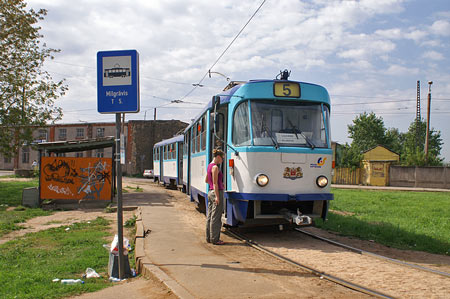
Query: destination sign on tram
[[273, 82, 300, 98]]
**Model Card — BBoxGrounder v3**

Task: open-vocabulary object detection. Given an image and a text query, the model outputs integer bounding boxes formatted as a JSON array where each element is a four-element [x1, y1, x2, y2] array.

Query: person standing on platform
[[205, 148, 225, 245]]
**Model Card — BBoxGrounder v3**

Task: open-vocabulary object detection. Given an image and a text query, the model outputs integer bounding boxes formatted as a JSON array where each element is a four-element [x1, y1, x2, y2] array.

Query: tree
[[0, 0, 67, 157], [401, 119, 443, 166], [347, 112, 388, 153]]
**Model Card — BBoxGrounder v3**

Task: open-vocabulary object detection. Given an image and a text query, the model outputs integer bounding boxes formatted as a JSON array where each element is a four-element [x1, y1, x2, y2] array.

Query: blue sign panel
[[97, 50, 140, 113]]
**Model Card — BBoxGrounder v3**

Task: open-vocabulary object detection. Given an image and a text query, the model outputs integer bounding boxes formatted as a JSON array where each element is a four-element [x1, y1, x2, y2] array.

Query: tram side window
[[191, 128, 195, 154], [164, 145, 168, 160], [196, 122, 201, 152], [170, 144, 174, 159], [201, 115, 206, 151], [232, 101, 251, 146]]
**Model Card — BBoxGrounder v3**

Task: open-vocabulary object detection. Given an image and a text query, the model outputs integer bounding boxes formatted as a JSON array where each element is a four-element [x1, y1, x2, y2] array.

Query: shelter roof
[[36, 137, 115, 153]]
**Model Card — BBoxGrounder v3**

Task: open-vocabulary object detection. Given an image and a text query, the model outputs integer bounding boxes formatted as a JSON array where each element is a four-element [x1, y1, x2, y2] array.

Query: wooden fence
[[332, 167, 361, 185]]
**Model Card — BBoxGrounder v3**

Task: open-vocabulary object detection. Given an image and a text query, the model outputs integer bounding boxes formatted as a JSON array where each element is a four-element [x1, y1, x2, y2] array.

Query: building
[[0, 120, 188, 175]]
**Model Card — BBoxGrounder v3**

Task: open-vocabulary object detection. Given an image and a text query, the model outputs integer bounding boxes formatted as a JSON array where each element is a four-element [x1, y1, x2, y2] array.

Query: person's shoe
[[213, 240, 225, 245]]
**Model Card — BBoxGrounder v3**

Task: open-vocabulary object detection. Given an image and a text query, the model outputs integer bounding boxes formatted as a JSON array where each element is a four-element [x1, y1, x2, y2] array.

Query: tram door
[[186, 129, 191, 195], [177, 141, 183, 185], [210, 105, 228, 189]]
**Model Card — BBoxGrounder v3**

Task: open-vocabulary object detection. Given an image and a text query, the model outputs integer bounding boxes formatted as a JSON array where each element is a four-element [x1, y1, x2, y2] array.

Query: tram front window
[[251, 101, 329, 148]]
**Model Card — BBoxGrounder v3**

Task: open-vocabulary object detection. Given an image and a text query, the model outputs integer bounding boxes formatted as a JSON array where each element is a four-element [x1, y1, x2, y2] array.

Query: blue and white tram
[[153, 135, 184, 188], [181, 75, 334, 227]]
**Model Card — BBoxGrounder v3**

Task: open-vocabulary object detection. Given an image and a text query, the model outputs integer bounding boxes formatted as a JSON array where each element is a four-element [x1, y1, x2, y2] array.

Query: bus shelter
[[36, 137, 116, 207]]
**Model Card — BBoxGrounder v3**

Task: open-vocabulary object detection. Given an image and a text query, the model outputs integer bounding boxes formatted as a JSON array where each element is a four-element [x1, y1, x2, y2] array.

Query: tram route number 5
[[273, 82, 300, 98]]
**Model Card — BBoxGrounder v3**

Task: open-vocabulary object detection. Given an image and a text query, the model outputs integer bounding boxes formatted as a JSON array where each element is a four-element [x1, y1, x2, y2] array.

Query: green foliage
[[0, 0, 67, 157], [124, 215, 137, 228], [347, 112, 387, 153], [343, 112, 443, 167], [339, 143, 362, 168], [315, 189, 450, 255], [0, 217, 114, 299], [401, 119, 443, 166]]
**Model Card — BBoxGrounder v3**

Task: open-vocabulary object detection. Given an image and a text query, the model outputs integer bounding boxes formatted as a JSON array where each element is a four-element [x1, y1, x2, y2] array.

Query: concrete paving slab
[[136, 199, 299, 298]]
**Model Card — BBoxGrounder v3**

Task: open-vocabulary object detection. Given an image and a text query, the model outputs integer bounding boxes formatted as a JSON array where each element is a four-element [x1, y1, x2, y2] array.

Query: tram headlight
[[256, 174, 269, 187], [316, 176, 328, 188]]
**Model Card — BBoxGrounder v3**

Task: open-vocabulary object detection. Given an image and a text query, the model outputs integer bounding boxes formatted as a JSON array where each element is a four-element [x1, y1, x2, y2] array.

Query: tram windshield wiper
[[287, 119, 315, 149], [262, 123, 279, 149]]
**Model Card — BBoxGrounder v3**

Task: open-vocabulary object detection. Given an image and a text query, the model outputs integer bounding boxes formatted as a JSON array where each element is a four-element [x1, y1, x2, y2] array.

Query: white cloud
[[422, 50, 444, 61], [385, 64, 419, 75], [430, 20, 450, 36], [22, 0, 450, 161]]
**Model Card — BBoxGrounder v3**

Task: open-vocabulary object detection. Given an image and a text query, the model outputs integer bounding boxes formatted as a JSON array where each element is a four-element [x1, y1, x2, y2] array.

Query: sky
[[26, 0, 450, 162]]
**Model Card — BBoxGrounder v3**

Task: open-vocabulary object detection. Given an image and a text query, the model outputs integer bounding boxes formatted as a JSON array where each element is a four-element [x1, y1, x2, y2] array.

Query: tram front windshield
[[250, 100, 329, 148]]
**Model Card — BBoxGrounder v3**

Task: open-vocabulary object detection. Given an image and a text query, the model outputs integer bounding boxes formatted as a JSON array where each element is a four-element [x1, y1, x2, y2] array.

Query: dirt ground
[[2, 177, 449, 298]]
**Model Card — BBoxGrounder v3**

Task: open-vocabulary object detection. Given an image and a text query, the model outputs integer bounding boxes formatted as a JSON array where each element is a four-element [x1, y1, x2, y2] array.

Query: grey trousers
[[206, 189, 224, 244]]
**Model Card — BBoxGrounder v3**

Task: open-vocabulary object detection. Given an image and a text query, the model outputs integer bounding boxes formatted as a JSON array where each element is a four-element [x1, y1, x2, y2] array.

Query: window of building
[[39, 129, 48, 141], [56, 152, 66, 157], [76, 128, 85, 138], [96, 148, 104, 158], [22, 147, 30, 164], [4, 157, 11, 164], [76, 152, 83, 157], [96, 128, 105, 138], [58, 128, 67, 140]]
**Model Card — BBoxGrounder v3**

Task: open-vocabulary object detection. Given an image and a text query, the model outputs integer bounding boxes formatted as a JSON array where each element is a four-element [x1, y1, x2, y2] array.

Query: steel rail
[[225, 229, 396, 299], [295, 228, 450, 278]]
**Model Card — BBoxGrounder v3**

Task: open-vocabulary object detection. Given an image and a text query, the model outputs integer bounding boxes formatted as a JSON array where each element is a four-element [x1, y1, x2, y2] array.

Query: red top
[[207, 162, 224, 190]]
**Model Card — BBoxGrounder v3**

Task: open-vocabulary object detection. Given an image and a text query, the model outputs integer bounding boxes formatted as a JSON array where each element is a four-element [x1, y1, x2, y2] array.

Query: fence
[[332, 167, 361, 185], [390, 166, 450, 189]]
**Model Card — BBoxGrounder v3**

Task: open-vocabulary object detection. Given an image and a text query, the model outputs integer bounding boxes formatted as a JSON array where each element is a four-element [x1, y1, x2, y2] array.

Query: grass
[[0, 180, 52, 236], [315, 188, 450, 255], [0, 217, 119, 299], [125, 185, 144, 192], [0, 179, 39, 206]]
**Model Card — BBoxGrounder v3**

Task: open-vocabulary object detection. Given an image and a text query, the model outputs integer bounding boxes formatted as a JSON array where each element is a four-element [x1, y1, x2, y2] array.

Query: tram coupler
[[280, 208, 312, 226]]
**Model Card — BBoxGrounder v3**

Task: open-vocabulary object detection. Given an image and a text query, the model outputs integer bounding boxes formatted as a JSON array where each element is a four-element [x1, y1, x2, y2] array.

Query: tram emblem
[[283, 167, 303, 180]]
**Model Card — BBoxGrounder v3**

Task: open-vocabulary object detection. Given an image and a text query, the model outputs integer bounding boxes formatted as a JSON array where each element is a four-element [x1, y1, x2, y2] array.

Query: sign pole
[[116, 113, 125, 279]]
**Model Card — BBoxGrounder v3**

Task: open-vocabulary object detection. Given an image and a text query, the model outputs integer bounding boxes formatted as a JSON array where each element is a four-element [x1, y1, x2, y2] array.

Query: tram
[[155, 71, 333, 227]]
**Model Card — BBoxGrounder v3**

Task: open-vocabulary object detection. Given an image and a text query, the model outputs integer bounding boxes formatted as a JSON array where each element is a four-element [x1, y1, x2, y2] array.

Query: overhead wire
[[178, 0, 267, 101]]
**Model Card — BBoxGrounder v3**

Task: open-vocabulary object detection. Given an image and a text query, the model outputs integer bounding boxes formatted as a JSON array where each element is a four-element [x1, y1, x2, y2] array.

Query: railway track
[[294, 228, 450, 278], [225, 228, 396, 299]]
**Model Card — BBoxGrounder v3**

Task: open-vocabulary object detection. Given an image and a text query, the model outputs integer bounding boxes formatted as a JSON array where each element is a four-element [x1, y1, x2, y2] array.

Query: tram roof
[[154, 134, 184, 148], [184, 79, 330, 132]]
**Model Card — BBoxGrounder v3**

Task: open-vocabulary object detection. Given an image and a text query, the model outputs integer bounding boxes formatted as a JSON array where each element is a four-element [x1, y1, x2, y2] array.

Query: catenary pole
[[425, 81, 432, 164]]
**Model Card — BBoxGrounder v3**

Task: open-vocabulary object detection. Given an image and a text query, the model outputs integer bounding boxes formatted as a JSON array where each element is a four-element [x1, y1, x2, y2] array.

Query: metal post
[[154, 107, 156, 120], [425, 81, 432, 164], [115, 113, 125, 279]]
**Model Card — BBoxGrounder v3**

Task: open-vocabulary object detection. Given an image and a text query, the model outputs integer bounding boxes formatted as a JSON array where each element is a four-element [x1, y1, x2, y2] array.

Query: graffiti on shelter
[[48, 184, 74, 196], [77, 161, 111, 200], [40, 157, 112, 200]]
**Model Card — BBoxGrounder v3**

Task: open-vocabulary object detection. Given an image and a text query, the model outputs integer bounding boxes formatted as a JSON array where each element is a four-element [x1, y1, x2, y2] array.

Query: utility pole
[[416, 80, 421, 148], [425, 81, 432, 163]]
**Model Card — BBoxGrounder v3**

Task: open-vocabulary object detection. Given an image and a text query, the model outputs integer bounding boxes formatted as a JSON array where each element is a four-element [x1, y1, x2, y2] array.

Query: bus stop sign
[[97, 50, 140, 113]]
